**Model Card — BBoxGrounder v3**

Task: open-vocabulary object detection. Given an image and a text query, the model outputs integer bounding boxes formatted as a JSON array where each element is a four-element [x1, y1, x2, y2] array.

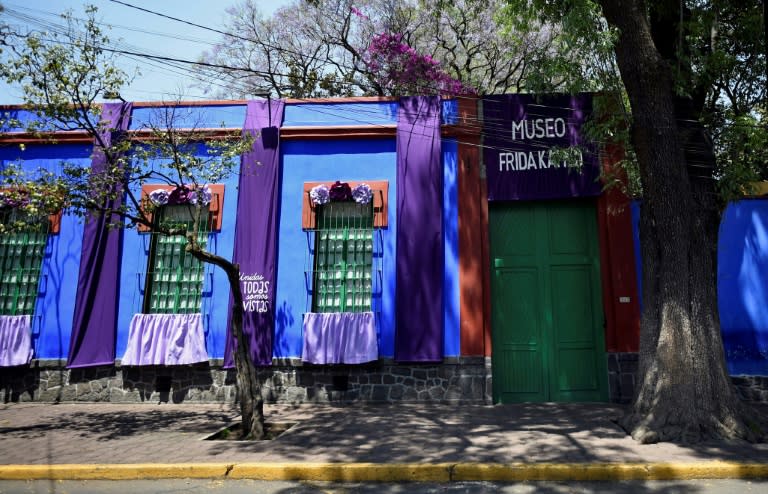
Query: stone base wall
[[0, 357, 492, 405], [6, 354, 765, 405], [732, 376, 768, 402], [607, 352, 639, 404], [608, 352, 768, 404]]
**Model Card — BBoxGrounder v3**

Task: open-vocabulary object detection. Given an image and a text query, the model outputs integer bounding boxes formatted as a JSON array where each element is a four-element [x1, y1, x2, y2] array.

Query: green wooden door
[[490, 200, 607, 403]]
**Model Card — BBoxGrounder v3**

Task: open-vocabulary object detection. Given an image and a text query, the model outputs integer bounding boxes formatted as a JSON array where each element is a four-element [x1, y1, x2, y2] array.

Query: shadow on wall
[[0, 365, 40, 403], [275, 300, 296, 359], [719, 200, 768, 376], [122, 364, 215, 403]]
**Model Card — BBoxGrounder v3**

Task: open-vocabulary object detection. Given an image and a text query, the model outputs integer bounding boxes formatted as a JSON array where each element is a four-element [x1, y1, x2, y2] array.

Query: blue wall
[[275, 138, 398, 358], [0, 143, 91, 359], [116, 143, 240, 359], [443, 139, 460, 357], [3, 99, 463, 362], [632, 199, 768, 376], [719, 200, 768, 375], [129, 105, 247, 131]]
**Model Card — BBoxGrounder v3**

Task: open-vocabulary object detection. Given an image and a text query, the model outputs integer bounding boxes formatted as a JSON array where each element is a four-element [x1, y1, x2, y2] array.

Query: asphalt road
[[1, 479, 767, 493]]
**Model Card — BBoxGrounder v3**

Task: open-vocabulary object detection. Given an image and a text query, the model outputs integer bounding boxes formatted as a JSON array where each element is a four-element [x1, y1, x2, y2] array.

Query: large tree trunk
[[189, 246, 265, 439], [598, 0, 764, 443]]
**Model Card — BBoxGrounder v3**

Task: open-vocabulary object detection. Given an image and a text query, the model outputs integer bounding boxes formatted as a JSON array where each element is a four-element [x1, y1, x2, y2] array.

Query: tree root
[[620, 403, 768, 444]]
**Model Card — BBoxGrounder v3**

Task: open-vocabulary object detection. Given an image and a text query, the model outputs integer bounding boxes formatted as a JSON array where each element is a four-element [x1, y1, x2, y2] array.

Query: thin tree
[[0, 6, 268, 439]]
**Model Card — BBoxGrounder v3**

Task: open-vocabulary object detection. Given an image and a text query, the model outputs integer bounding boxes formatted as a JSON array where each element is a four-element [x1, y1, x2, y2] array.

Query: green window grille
[[0, 213, 48, 316], [312, 202, 374, 313], [144, 205, 209, 314]]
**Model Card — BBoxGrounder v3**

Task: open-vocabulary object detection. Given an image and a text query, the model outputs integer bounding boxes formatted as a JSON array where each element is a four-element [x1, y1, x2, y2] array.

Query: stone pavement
[[1, 402, 767, 481]]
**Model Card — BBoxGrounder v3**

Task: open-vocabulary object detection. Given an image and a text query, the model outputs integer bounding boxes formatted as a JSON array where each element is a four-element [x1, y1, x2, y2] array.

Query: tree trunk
[[598, 0, 765, 443], [188, 247, 265, 439]]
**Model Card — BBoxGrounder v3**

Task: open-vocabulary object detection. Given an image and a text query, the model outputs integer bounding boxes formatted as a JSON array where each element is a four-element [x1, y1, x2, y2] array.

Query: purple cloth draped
[[0, 315, 33, 366], [224, 99, 285, 367], [301, 312, 378, 364], [67, 102, 133, 368], [482, 93, 601, 201], [394, 96, 444, 362], [121, 313, 209, 366]]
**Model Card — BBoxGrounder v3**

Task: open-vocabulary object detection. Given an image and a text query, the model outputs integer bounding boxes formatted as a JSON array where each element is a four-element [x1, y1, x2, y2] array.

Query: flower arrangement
[[0, 189, 30, 209], [351, 183, 373, 204], [148, 185, 213, 208], [310, 182, 373, 206], [309, 184, 330, 205]]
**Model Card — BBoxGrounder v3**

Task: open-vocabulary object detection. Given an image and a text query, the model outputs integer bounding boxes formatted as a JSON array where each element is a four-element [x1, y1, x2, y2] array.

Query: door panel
[[490, 200, 607, 403], [492, 268, 546, 402]]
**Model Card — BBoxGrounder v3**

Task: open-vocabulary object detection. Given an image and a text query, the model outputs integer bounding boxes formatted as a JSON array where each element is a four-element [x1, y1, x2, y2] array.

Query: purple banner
[[67, 102, 132, 368], [394, 96, 444, 362], [224, 99, 284, 367], [483, 93, 601, 201]]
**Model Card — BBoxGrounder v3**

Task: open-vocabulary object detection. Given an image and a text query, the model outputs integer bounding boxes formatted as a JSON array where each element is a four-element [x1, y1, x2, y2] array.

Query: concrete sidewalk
[[1, 402, 767, 481]]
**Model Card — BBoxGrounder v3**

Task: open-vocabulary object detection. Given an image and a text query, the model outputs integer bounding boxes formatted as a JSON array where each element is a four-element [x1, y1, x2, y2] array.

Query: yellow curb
[[1, 461, 767, 481], [228, 462, 453, 482], [452, 462, 768, 481], [0, 464, 231, 480]]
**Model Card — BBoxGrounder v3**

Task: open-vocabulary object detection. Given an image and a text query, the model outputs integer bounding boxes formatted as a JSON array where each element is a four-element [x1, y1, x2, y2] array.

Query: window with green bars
[[143, 204, 209, 314], [311, 202, 374, 313], [0, 211, 48, 316]]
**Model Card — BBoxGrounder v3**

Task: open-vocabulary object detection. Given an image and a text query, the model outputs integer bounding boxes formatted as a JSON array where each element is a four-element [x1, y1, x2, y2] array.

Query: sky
[[0, 0, 292, 103]]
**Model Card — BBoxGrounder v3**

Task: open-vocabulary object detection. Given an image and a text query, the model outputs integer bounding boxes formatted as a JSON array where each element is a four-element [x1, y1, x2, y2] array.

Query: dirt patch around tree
[[205, 422, 296, 441]]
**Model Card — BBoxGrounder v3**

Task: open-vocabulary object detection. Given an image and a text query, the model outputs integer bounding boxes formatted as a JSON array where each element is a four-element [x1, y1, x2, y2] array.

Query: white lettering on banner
[[510, 118, 567, 140], [498, 112, 585, 174], [498, 148, 583, 172], [240, 272, 270, 313]]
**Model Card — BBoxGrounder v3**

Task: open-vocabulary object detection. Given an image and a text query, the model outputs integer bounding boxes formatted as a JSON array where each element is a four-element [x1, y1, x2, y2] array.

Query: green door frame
[[490, 199, 608, 403]]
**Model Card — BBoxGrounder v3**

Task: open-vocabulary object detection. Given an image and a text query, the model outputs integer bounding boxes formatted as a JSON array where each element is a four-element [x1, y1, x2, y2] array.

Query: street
[[1, 480, 767, 494]]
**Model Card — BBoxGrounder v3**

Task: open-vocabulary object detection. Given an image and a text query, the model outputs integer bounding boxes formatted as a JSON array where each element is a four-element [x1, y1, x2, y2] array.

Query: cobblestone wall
[[607, 352, 768, 404], [607, 353, 638, 404], [5, 354, 765, 405], [0, 357, 492, 405]]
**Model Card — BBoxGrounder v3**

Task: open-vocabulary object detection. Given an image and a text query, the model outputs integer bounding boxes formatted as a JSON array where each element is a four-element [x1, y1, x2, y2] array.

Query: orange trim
[[131, 100, 249, 108], [48, 210, 62, 234], [286, 96, 398, 104], [281, 125, 396, 140], [597, 144, 640, 353], [0, 131, 93, 144], [138, 184, 225, 232], [457, 97, 486, 356], [480, 160, 491, 358], [1, 96, 471, 110], [301, 180, 389, 230]]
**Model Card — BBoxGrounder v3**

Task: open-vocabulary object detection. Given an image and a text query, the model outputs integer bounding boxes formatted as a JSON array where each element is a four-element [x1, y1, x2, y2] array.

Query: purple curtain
[[67, 102, 132, 368], [121, 313, 208, 366], [0, 315, 33, 367], [301, 312, 378, 364], [394, 96, 444, 362], [224, 99, 285, 367]]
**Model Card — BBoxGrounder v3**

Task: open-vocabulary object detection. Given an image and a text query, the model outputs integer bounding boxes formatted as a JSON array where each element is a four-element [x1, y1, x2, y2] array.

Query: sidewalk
[[1, 402, 767, 481]]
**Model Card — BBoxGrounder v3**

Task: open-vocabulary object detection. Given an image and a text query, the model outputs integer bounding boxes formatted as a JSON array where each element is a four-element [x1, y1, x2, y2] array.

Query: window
[[143, 204, 209, 314], [0, 210, 48, 316], [311, 201, 374, 313]]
